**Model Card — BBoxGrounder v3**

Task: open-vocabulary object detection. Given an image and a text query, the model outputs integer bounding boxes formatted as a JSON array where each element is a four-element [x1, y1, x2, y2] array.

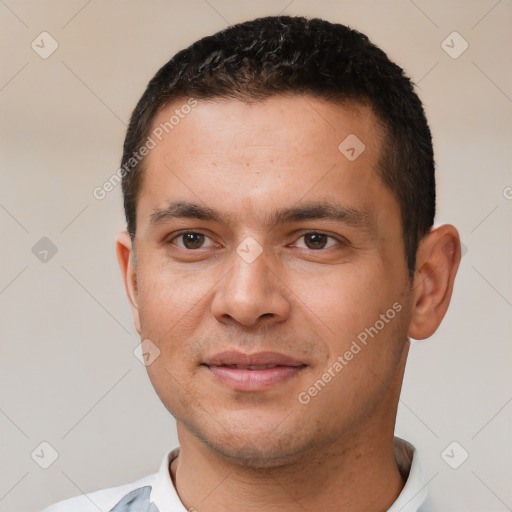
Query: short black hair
[[121, 15, 435, 275]]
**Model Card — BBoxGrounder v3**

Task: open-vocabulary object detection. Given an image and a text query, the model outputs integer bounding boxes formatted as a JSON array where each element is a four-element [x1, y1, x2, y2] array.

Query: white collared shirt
[[41, 437, 427, 511]]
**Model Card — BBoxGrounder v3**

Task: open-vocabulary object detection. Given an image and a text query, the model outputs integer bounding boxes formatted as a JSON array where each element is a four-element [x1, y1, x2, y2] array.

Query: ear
[[408, 224, 461, 340], [116, 231, 141, 334]]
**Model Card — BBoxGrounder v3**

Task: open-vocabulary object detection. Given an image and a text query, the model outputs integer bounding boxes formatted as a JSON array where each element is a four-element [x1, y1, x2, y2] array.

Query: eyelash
[[166, 231, 343, 251]]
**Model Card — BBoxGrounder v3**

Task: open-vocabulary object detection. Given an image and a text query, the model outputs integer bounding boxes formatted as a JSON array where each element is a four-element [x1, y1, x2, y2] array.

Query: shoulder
[[40, 473, 158, 512]]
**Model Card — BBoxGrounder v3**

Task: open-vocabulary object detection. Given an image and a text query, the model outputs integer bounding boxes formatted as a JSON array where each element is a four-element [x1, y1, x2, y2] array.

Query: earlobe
[[115, 231, 141, 334], [408, 225, 461, 340]]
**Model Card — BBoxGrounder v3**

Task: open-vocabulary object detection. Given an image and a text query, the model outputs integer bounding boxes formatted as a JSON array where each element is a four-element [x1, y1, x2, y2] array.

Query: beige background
[[1, 1, 511, 511]]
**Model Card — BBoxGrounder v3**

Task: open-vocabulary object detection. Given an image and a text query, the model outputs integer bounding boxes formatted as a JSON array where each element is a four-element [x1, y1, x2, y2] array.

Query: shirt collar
[[387, 436, 428, 512]]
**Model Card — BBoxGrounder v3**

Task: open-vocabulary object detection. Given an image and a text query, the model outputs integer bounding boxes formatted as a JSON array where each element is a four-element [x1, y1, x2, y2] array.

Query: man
[[43, 15, 460, 512]]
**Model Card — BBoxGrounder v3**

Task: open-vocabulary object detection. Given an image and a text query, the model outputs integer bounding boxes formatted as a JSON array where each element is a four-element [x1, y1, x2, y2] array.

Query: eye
[[170, 232, 217, 250], [293, 233, 339, 250]]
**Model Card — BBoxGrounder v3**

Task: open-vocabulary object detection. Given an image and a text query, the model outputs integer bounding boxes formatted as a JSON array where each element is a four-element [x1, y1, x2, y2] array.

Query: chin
[[186, 415, 315, 469]]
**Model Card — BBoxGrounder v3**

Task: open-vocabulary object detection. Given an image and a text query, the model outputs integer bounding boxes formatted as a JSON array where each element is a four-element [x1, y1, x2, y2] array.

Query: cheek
[[136, 257, 213, 332], [290, 263, 395, 344]]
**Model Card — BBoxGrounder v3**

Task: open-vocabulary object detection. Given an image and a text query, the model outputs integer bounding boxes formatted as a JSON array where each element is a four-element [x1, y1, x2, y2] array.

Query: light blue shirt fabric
[[41, 437, 427, 512]]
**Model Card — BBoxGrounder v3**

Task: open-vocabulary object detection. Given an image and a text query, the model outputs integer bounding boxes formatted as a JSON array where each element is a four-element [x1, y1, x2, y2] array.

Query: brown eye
[[303, 233, 328, 249], [293, 233, 339, 250], [172, 232, 213, 249], [182, 233, 205, 249]]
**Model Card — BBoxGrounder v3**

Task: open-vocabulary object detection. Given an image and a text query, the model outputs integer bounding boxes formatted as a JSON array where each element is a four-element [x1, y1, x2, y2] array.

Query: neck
[[170, 420, 405, 512]]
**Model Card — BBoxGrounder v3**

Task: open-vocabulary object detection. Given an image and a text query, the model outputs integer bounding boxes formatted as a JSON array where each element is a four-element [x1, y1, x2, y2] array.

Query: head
[[116, 16, 460, 466], [122, 16, 435, 276]]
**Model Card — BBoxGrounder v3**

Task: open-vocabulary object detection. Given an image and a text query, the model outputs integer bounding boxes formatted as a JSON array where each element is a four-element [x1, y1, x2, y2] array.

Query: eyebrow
[[148, 201, 371, 229]]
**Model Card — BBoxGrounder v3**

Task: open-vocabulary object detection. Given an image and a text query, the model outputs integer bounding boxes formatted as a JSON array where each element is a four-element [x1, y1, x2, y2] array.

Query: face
[[120, 95, 417, 466]]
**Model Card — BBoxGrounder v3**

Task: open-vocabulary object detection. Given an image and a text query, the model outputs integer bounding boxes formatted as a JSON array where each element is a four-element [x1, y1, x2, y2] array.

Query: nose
[[210, 245, 291, 328]]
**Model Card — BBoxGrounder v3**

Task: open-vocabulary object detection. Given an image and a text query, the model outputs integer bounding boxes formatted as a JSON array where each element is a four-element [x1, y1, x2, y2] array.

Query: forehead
[[148, 95, 382, 161], [137, 95, 396, 230]]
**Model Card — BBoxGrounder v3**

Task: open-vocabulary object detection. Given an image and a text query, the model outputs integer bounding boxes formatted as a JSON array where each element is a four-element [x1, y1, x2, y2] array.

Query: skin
[[116, 95, 460, 512]]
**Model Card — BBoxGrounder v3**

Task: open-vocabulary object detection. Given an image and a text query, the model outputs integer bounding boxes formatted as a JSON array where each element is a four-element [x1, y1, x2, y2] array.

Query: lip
[[203, 350, 305, 367], [202, 350, 307, 391]]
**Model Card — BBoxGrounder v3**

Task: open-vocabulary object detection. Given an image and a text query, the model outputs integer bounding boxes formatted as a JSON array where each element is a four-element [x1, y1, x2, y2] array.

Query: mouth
[[202, 351, 307, 391], [211, 363, 299, 370]]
